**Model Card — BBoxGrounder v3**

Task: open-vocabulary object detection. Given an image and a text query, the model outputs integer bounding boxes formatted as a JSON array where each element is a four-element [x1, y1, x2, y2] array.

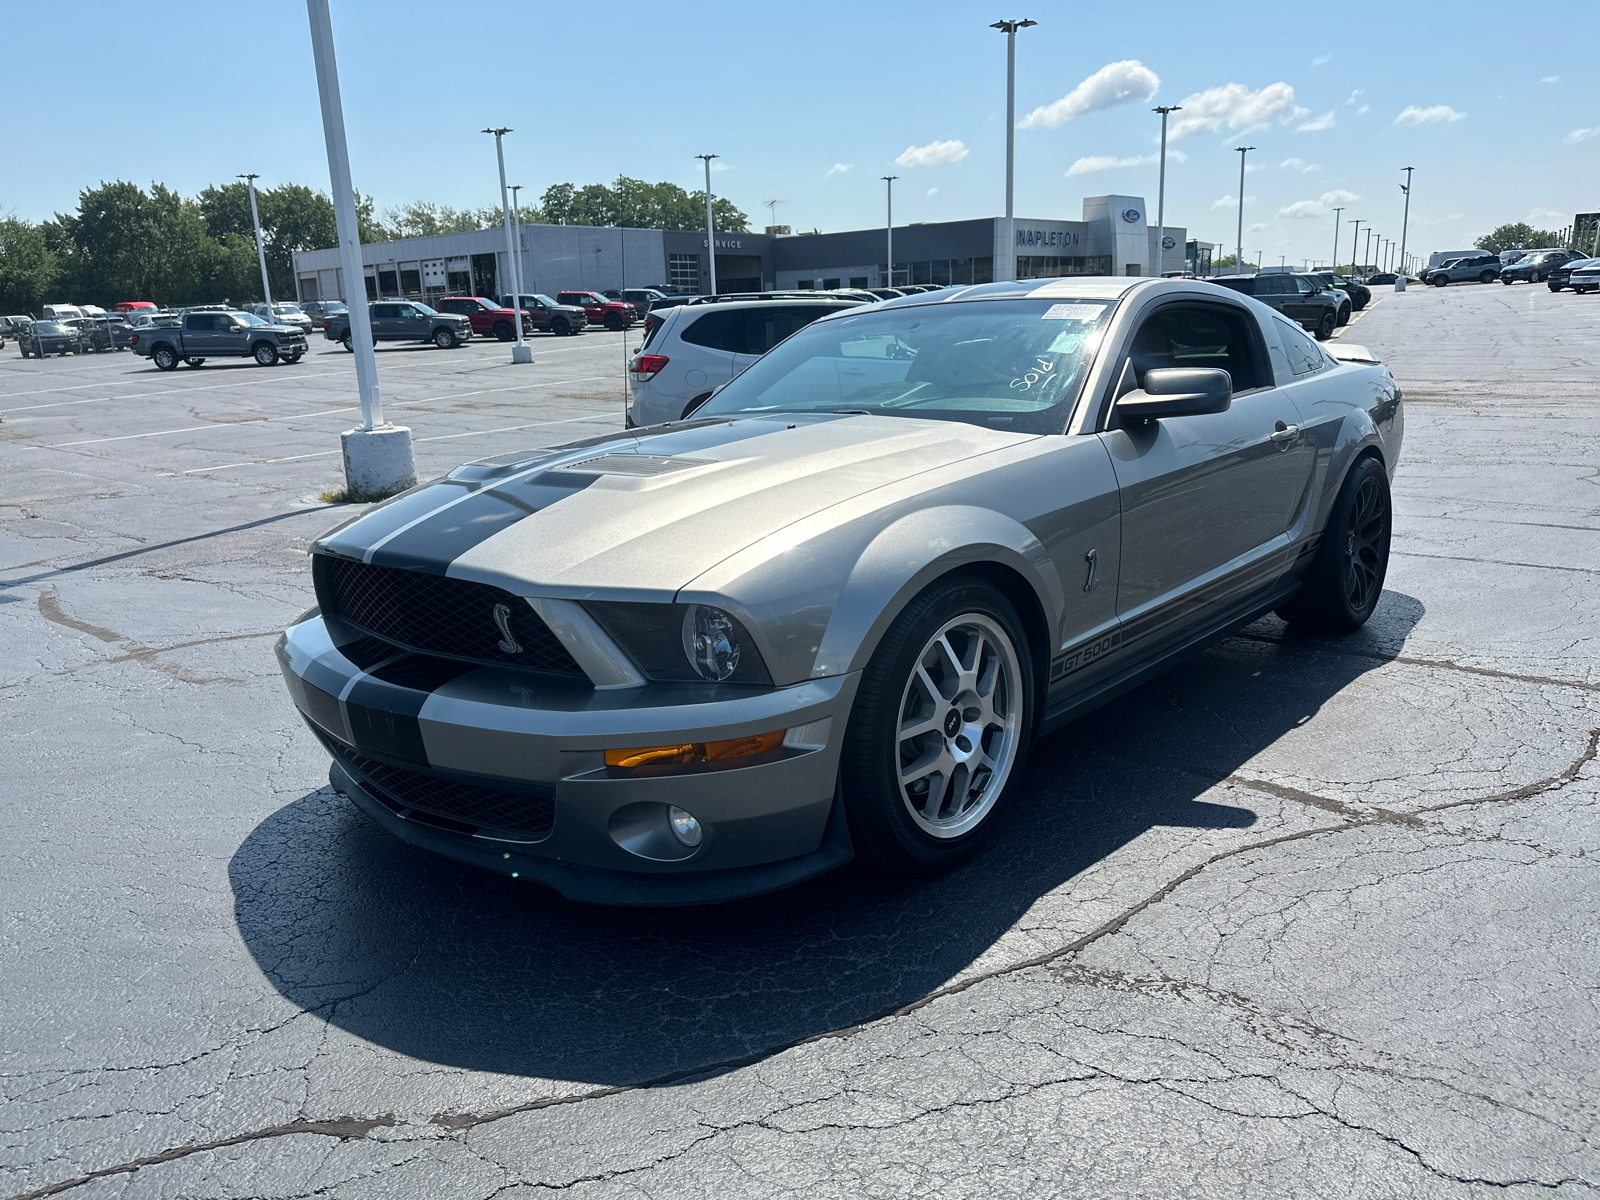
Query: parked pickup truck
[[130, 310, 308, 370], [434, 296, 534, 341], [324, 302, 472, 350], [499, 293, 590, 336], [555, 290, 637, 330]]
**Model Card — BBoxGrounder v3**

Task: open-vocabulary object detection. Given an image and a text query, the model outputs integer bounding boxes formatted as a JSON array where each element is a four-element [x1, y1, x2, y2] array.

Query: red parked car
[[115, 301, 158, 314], [554, 291, 637, 331], [434, 296, 534, 341]]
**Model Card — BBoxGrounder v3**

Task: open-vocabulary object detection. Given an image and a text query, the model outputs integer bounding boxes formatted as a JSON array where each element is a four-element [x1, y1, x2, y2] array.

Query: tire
[[680, 392, 714, 419], [342, 332, 354, 352], [839, 574, 1033, 873], [253, 342, 279, 366], [1337, 304, 1351, 326], [1432, 275, 1448, 288], [284, 353, 303, 364], [1501, 277, 1513, 285], [603, 313, 623, 332], [1549, 281, 1563, 292], [184, 358, 205, 367], [152, 345, 178, 371], [493, 321, 514, 342], [1314, 310, 1336, 341], [433, 327, 457, 349], [1275, 455, 1391, 633], [1482, 271, 1499, 284], [552, 318, 570, 337]]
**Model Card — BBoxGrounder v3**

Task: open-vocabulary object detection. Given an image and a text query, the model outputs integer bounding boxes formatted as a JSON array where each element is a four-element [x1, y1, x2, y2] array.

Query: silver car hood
[[316, 415, 1033, 600]]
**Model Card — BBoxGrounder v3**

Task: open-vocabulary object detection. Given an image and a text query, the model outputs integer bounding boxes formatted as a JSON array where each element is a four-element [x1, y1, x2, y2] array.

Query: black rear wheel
[[1276, 455, 1391, 632], [1482, 271, 1499, 284], [1314, 310, 1336, 340], [342, 332, 354, 352], [840, 574, 1033, 873]]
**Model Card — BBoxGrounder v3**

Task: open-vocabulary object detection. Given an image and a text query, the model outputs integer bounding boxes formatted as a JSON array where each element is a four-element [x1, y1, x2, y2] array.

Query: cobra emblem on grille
[[492, 603, 522, 654]]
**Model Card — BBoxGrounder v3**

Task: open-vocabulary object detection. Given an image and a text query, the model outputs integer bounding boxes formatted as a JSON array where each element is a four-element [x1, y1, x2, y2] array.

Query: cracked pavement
[[3, 287, 1599, 1197]]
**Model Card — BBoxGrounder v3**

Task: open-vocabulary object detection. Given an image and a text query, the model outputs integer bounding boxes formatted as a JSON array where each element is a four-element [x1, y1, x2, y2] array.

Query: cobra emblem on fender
[[492, 602, 522, 654]]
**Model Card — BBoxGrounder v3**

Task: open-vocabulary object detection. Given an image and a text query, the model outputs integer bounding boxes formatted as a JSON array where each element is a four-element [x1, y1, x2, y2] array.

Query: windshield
[[237, 313, 269, 325], [536, 295, 559, 306], [697, 298, 1113, 434], [34, 322, 66, 333], [272, 304, 303, 315], [410, 302, 438, 314]]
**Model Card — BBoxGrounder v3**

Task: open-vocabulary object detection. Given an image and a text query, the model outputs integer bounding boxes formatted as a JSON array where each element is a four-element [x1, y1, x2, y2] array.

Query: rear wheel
[[183, 357, 205, 368], [1314, 310, 1336, 340], [433, 327, 457, 349], [1337, 303, 1351, 326], [494, 321, 514, 342], [1276, 455, 1391, 632], [253, 342, 279, 366], [342, 332, 354, 352], [840, 575, 1033, 873], [1483, 271, 1500, 284], [152, 345, 177, 371]]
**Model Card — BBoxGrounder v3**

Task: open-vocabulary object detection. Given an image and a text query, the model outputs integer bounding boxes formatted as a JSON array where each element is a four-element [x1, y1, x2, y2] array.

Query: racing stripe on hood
[[367, 475, 595, 572]]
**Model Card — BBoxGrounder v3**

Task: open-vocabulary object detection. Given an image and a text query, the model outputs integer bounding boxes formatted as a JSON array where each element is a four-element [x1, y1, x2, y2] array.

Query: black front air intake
[[313, 554, 585, 678]]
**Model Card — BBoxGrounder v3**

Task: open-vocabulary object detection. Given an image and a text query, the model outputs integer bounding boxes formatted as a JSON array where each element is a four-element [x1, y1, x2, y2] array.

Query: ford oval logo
[[1161, 235, 1177, 250], [1122, 208, 1142, 223]]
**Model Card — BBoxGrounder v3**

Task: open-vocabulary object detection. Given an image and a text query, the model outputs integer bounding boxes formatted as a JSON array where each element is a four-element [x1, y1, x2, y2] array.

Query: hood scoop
[[561, 454, 708, 477]]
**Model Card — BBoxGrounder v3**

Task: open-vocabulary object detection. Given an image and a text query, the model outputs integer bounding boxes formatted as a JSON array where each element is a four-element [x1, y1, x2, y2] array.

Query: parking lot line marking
[[1, 371, 347, 413], [1331, 295, 1386, 338], [178, 411, 618, 474], [45, 376, 615, 447]]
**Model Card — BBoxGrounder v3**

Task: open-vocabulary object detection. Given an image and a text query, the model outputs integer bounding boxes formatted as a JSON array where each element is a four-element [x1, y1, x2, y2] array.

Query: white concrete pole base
[[342, 424, 416, 499], [1395, 277, 1408, 292], [511, 344, 533, 364]]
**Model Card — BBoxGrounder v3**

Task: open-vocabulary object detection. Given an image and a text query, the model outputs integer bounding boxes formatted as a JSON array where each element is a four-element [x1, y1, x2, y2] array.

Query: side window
[[372, 304, 396, 319], [1276, 318, 1325, 376], [740, 305, 833, 354], [1255, 276, 1284, 296], [1293, 277, 1313, 294], [438, 299, 460, 313], [1126, 304, 1264, 393], [188, 314, 216, 331], [680, 309, 743, 353]]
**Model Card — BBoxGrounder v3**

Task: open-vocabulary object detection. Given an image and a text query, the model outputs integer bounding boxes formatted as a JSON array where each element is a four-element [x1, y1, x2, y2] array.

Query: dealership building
[[290, 194, 1203, 304]]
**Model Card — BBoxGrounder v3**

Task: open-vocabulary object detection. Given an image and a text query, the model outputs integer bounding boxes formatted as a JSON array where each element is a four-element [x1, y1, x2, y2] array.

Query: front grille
[[321, 730, 555, 839], [314, 555, 586, 678]]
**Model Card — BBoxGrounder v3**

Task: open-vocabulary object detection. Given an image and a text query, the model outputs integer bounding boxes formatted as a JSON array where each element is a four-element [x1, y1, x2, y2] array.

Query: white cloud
[[1212, 194, 1256, 210], [1278, 189, 1361, 218], [895, 139, 969, 167], [1065, 149, 1187, 175], [1167, 82, 1300, 139], [1528, 207, 1566, 224], [1565, 126, 1600, 143], [1344, 89, 1365, 106], [1311, 53, 1333, 66], [1540, 75, 1559, 84], [1018, 60, 1160, 128], [822, 162, 852, 178], [1357, 104, 1370, 114], [926, 187, 939, 196], [1413, 212, 1465, 227], [1246, 222, 1270, 234], [1297, 110, 1337, 132], [1394, 104, 1466, 126], [1280, 157, 1321, 173]]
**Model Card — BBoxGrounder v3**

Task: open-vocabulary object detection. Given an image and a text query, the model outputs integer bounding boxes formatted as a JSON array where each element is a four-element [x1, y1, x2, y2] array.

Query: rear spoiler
[[1327, 341, 1381, 365]]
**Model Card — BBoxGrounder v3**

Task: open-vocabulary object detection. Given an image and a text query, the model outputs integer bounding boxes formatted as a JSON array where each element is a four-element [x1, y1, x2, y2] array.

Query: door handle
[[1269, 421, 1300, 443]]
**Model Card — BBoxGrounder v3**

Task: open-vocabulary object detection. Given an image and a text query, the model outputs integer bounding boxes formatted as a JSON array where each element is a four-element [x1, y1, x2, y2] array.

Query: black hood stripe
[[367, 475, 595, 572]]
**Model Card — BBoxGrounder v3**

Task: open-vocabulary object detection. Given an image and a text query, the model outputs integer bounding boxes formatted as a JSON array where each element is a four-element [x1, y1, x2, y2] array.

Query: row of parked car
[[1425, 247, 1598, 289]]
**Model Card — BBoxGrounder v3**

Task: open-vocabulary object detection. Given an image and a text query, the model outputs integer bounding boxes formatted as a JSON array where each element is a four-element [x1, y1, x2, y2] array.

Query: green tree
[[1475, 222, 1559, 254], [537, 178, 748, 232], [56, 181, 226, 306], [382, 200, 505, 238], [0, 215, 59, 313], [540, 183, 576, 224]]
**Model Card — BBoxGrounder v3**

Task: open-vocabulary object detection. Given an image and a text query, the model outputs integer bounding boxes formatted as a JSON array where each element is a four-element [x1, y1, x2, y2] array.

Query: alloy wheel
[[894, 614, 1022, 839], [1343, 475, 1388, 612]]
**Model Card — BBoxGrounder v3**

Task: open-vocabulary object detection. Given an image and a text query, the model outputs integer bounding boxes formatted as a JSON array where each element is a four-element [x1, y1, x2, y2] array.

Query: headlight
[[585, 601, 771, 685]]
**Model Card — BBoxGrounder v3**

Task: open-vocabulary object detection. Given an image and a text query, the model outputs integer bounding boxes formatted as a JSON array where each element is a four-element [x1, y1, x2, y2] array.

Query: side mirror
[[1116, 367, 1233, 422]]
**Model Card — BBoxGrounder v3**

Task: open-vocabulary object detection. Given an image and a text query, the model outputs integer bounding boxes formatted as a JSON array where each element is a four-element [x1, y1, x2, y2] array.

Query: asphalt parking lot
[[3, 284, 1599, 1198]]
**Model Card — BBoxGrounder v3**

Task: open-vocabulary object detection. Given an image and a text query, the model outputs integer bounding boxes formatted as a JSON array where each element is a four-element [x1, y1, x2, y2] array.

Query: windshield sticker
[[1042, 303, 1106, 321]]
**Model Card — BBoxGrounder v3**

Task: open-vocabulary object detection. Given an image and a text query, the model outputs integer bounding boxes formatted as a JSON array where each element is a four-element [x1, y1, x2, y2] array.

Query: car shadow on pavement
[[231, 592, 1423, 1088]]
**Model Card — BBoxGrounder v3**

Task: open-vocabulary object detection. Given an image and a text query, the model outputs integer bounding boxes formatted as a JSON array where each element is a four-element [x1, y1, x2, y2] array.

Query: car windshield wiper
[[833, 409, 873, 415]]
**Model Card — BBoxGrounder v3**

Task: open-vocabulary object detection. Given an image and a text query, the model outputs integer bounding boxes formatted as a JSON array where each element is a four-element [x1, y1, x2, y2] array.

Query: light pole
[[1152, 104, 1182, 276], [239, 174, 273, 310], [1234, 146, 1255, 272], [765, 199, 783, 231], [509, 184, 527, 299], [696, 153, 718, 295], [1330, 205, 1344, 277], [1347, 218, 1362, 274], [1363, 228, 1375, 280], [483, 128, 530, 364], [306, 0, 412, 497], [1396, 167, 1414, 291], [882, 175, 898, 287], [991, 18, 1036, 281]]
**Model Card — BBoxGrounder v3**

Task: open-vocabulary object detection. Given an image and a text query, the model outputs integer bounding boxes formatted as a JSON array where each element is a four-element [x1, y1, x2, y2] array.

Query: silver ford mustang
[[277, 277, 1402, 904]]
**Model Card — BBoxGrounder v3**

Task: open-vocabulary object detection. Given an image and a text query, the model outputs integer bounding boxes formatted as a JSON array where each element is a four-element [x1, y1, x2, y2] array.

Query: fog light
[[668, 806, 703, 847]]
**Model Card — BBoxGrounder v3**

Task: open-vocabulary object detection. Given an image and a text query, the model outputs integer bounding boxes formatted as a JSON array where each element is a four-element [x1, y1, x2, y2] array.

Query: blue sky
[[4, 0, 1595, 266]]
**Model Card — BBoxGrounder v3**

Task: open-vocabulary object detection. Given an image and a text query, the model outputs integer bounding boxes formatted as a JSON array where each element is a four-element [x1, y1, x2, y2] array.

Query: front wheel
[[1484, 271, 1500, 284], [1432, 275, 1449, 288], [1501, 277, 1513, 285], [183, 357, 205, 368], [1549, 281, 1564, 292], [253, 342, 279, 366], [603, 313, 623, 332], [493, 321, 514, 342], [1314, 311, 1336, 340], [839, 575, 1033, 873], [552, 318, 570, 337], [1337, 304, 1351, 326], [433, 327, 457, 349], [1276, 455, 1391, 632], [284, 353, 303, 364]]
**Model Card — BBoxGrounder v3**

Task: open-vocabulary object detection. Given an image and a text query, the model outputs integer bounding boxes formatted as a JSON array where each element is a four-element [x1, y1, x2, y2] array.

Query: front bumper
[[276, 613, 859, 904]]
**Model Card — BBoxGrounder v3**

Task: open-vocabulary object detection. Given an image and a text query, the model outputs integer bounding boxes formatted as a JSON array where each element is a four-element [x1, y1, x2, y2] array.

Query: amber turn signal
[[605, 729, 785, 769]]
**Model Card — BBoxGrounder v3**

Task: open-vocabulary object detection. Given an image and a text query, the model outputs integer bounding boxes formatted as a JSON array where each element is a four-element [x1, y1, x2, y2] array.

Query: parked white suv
[[627, 298, 862, 426]]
